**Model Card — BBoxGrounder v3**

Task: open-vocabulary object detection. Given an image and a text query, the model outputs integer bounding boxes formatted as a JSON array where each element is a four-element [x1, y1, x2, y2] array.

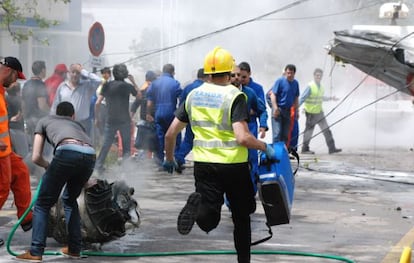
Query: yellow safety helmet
[[204, 46, 234, 74]]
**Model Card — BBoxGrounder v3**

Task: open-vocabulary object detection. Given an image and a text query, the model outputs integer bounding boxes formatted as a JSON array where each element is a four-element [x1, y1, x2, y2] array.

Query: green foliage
[[0, 0, 70, 43]]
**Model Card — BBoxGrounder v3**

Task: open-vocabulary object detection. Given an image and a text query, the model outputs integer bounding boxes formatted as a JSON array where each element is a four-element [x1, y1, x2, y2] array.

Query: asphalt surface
[[1, 147, 414, 263]]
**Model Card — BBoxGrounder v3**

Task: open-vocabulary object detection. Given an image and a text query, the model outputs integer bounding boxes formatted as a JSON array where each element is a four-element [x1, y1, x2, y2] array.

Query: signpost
[[88, 22, 105, 68]]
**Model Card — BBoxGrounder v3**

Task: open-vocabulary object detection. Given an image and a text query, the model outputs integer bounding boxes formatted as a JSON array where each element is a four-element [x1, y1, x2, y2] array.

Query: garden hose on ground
[[6, 178, 355, 263]]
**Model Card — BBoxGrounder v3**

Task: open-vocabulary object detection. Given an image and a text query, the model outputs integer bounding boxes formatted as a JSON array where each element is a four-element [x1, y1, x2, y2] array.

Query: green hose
[[6, 177, 355, 263], [82, 250, 355, 262]]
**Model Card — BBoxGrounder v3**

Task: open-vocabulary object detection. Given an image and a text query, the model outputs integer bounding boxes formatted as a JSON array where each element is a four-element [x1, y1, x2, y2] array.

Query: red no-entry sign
[[88, 22, 105, 57]]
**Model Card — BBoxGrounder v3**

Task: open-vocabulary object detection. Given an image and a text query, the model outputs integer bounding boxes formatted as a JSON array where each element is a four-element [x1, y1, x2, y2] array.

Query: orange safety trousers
[[0, 152, 32, 224], [286, 106, 296, 148]]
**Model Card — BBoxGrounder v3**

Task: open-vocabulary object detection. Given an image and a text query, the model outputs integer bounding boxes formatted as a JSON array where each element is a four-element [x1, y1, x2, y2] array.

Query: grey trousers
[[302, 111, 336, 151]]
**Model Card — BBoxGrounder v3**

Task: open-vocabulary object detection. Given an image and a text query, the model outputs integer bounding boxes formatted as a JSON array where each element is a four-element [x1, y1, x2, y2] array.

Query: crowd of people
[[0, 47, 341, 262]]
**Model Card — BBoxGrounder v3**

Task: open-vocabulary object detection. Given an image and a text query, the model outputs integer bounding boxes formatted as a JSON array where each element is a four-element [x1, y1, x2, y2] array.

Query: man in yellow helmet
[[164, 47, 274, 263]]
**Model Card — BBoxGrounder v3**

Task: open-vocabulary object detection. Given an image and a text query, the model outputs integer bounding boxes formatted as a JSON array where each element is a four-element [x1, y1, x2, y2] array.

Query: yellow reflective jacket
[[304, 81, 324, 114], [185, 83, 248, 164]]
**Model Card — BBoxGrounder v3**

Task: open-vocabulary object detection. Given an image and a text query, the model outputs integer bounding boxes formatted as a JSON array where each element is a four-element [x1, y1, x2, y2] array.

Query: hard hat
[[204, 46, 234, 74]]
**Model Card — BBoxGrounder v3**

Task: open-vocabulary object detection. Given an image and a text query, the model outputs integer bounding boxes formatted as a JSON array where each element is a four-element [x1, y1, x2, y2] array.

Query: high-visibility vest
[[0, 85, 11, 157], [304, 81, 324, 114], [186, 83, 248, 164]]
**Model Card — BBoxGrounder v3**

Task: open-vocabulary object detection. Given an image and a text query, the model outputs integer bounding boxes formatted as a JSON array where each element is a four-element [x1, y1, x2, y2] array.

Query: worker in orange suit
[[287, 106, 299, 151], [0, 57, 33, 247]]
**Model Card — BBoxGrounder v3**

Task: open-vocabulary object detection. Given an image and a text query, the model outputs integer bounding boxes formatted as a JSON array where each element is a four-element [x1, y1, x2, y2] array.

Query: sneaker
[[0, 238, 3, 247], [177, 192, 201, 235], [21, 221, 32, 232], [15, 251, 42, 262], [301, 150, 315, 154], [60, 246, 80, 259], [329, 148, 342, 154]]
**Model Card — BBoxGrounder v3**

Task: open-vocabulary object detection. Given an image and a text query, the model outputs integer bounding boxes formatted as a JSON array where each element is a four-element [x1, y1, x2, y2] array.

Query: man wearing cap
[[45, 63, 68, 106], [0, 57, 33, 247], [163, 47, 275, 263]]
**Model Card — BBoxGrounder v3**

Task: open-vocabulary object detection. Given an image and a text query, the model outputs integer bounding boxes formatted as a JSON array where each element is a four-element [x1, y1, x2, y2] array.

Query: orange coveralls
[[0, 84, 32, 225]]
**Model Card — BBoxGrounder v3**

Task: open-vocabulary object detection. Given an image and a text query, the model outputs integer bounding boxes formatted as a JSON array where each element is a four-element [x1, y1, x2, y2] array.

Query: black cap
[[0, 57, 26, 79]]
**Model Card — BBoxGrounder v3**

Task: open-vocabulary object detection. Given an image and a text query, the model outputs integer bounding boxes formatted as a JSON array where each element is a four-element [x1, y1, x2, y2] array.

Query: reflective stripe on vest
[[304, 81, 324, 114], [0, 88, 11, 157], [186, 83, 248, 163], [193, 139, 240, 148], [0, 131, 9, 138]]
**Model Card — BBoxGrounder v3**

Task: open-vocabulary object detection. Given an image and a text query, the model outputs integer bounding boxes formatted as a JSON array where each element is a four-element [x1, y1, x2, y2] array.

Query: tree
[[0, 0, 70, 43]]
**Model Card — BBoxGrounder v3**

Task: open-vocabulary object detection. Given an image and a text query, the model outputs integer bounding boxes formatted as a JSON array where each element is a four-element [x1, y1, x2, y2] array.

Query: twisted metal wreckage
[[47, 178, 141, 245], [327, 28, 414, 96]]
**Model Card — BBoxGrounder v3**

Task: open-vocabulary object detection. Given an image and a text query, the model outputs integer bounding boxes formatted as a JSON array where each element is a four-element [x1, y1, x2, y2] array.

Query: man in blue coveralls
[[174, 68, 207, 173], [231, 64, 268, 194], [146, 64, 182, 169]]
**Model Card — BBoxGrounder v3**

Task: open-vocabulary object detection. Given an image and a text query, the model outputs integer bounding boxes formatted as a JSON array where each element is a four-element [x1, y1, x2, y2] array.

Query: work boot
[[177, 192, 201, 235], [21, 220, 32, 232], [329, 148, 342, 154], [60, 246, 81, 259], [15, 251, 42, 262]]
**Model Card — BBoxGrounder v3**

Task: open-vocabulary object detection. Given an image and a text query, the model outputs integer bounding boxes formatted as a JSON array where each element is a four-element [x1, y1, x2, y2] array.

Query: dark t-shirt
[[101, 80, 137, 124], [6, 94, 24, 130], [175, 93, 249, 124], [35, 115, 92, 147], [22, 79, 49, 119], [130, 90, 153, 120]]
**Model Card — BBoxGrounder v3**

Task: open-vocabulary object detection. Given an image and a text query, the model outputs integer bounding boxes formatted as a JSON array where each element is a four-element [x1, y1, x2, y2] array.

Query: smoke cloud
[[83, 0, 414, 150]]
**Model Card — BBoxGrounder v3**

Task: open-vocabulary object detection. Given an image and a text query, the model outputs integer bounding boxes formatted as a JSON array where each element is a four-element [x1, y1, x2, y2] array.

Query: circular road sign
[[88, 22, 105, 57]]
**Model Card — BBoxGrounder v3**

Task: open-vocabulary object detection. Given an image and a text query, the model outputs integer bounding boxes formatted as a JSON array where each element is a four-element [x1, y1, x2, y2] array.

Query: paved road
[[1, 148, 413, 262]]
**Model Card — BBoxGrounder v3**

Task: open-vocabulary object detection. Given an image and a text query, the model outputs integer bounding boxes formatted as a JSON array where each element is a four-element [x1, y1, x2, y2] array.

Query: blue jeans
[[30, 149, 95, 256], [271, 108, 291, 144], [95, 121, 131, 170]]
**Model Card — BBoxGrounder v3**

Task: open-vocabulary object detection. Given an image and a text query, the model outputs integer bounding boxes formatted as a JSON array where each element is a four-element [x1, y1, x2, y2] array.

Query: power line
[[260, 1, 379, 21], [119, 0, 311, 66]]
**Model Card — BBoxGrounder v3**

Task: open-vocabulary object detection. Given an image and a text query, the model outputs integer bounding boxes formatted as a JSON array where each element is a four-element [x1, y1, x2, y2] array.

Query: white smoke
[[82, 0, 414, 151]]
